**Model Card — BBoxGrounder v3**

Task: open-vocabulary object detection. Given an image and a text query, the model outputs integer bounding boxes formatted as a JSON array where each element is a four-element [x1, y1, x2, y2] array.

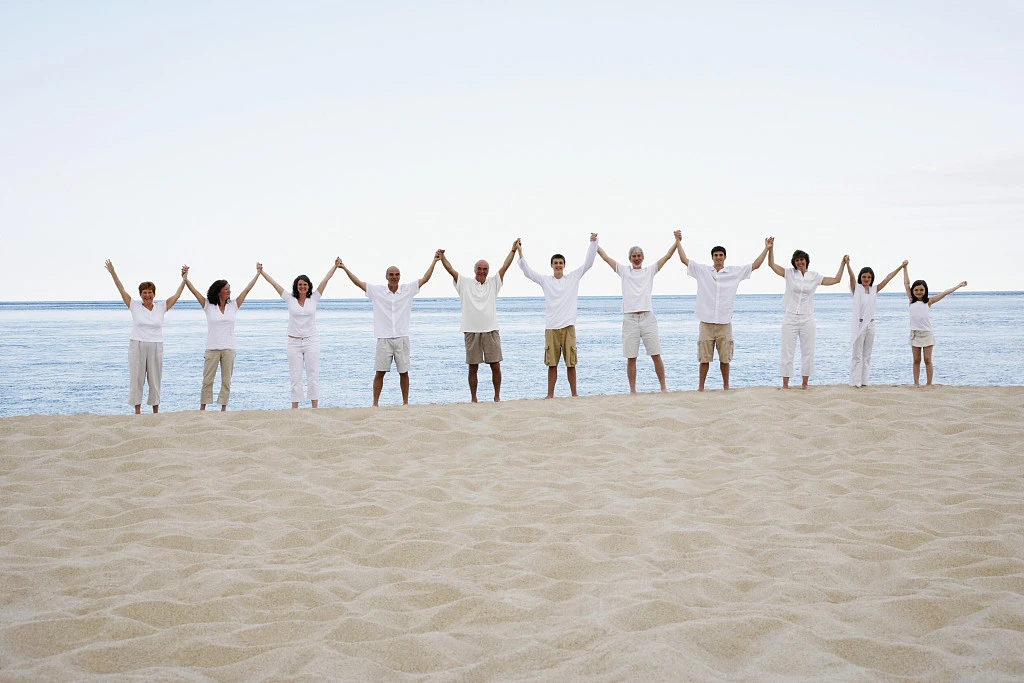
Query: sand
[[1, 385, 1023, 681]]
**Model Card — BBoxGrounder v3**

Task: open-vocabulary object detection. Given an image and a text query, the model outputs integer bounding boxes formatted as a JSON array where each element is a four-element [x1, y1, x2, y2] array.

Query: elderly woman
[[259, 259, 341, 408], [182, 263, 262, 411], [104, 259, 186, 413], [766, 238, 847, 389]]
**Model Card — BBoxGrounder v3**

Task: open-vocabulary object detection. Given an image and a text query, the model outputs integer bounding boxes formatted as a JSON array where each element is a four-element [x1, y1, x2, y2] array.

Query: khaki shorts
[[622, 312, 661, 358], [375, 337, 411, 373], [909, 330, 936, 348], [545, 326, 577, 367], [698, 322, 734, 364], [465, 331, 503, 364]]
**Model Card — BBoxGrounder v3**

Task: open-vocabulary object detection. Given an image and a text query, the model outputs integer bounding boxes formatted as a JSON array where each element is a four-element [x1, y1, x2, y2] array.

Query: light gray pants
[[202, 349, 236, 405], [128, 340, 163, 406]]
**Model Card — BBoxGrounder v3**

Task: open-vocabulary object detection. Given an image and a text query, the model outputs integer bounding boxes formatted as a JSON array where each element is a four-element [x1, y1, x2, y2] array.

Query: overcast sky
[[2, 1, 1022, 301]]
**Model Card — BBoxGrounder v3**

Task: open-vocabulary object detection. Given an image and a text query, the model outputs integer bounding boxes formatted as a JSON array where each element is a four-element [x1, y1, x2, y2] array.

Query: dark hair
[[791, 250, 810, 268], [910, 279, 929, 304], [711, 246, 726, 257], [550, 253, 566, 265], [292, 275, 313, 299], [138, 281, 156, 295], [207, 279, 229, 304], [857, 267, 875, 286]]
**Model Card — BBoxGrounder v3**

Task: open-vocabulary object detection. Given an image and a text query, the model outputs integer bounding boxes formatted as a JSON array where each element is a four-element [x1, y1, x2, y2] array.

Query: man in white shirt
[[517, 233, 599, 398], [679, 236, 770, 391], [339, 251, 442, 406], [596, 231, 681, 394], [439, 240, 519, 402]]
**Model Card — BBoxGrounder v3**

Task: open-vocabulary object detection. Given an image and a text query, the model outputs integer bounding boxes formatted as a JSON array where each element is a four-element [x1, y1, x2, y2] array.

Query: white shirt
[[455, 275, 503, 332], [366, 282, 420, 338], [687, 261, 752, 324], [909, 301, 933, 331], [518, 240, 598, 329], [282, 290, 321, 338], [851, 284, 877, 324], [129, 300, 167, 342], [615, 264, 658, 313], [781, 268, 824, 314], [204, 300, 238, 349]]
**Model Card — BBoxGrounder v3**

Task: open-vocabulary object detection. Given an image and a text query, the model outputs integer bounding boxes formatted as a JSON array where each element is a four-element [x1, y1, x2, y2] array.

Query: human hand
[[765, 236, 774, 248], [673, 230, 681, 241], [181, 265, 189, 279], [591, 232, 598, 242], [104, 259, 115, 274]]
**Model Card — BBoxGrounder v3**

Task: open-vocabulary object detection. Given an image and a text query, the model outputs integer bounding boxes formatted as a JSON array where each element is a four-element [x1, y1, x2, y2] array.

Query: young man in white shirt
[[596, 231, 681, 394], [679, 235, 770, 391], [439, 240, 519, 402], [338, 251, 442, 406], [517, 233, 599, 398]]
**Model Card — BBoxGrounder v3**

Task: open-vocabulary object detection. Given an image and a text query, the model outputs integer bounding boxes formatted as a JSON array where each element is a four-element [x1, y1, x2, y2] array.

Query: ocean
[[1, 292, 1021, 416]]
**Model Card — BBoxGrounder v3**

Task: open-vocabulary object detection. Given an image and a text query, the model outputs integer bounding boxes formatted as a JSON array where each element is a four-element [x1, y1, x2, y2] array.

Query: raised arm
[[596, 244, 618, 271], [338, 258, 366, 292], [316, 258, 341, 295], [875, 260, 907, 293], [260, 266, 285, 296], [576, 233, 599, 276], [766, 237, 784, 277], [846, 259, 857, 293], [164, 275, 187, 310], [903, 262, 913, 301], [928, 281, 968, 306], [821, 254, 848, 286], [104, 260, 131, 307], [418, 251, 442, 288], [516, 240, 545, 285], [751, 239, 770, 271], [438, 250, 458, 283], [676, 231, 689, 266], [234, 263, 262, 308], [656, 234, 680, 271], [498, 238, 519, 281], [181, 265, 206, 307]]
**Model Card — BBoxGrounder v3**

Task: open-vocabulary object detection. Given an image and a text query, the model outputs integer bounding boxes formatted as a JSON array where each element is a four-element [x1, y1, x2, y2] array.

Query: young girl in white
[[903, 266, 968, 387], [845, 259, 907, 387]]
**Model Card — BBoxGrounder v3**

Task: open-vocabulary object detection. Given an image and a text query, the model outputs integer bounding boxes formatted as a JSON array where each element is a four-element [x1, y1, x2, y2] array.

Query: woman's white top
[[781, 268, 824, 314], [204, 300, 238, 349], [129, 300, 167, 342], [283, 290, 321, 338], [849, 284, 877, 345], [909, 300, 933, 331]]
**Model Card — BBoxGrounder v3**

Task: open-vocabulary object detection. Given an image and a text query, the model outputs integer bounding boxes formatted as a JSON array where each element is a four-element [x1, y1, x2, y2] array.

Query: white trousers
[[287, 336, 320, 402], [849, 321, 876, 387], [780, 312, 815, 378], [128, 340, 163, 406]]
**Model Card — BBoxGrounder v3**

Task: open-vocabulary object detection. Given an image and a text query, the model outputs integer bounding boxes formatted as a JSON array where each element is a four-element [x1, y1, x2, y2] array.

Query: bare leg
[[220, 405, 226, 412], [291, 402, 299, 409], [200, 404, 207, 411], [399, 372, 410, 404], [721, 362, 730, 390], [652, 354, 667, 392], [698, 362, 710, 391], [801, 376, 809, 389], [134, 404, 141, 415], [152, 405, 159, 413], [468, 364, 479, 402], [781, 377, 790, 389], [567, 366, 578, 397], [373, 370, 386, 407], [923, 345, 934, 386], [912, 346, 922, 386], [627, 357, 638, 394], [490, 362, 501, 402], [311, 400, 318, 409], [547, 366, 557, 398]]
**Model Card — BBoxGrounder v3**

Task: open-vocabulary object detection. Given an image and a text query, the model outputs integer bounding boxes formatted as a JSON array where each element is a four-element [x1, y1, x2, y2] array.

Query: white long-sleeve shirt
[[517, 240, 598, 329]]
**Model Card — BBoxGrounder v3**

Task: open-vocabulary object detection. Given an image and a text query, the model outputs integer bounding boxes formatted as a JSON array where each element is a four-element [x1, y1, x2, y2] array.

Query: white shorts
[[375, 337, 411, 373], [622, 312, 661, 358]]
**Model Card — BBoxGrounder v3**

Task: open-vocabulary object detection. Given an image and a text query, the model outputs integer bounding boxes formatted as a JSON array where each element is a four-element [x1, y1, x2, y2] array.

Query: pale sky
[[2, 1, 1022, 301]]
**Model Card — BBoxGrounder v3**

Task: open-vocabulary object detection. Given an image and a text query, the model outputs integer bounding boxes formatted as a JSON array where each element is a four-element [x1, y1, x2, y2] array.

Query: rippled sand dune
[[2, 386, 1023, 680]]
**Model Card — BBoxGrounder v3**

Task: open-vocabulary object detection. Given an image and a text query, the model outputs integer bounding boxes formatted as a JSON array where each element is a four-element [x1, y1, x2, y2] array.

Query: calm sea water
[[1, 293, 1021, 416]]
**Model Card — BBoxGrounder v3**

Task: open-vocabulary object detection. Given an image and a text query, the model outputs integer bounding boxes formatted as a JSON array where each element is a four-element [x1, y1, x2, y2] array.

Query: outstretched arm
[[875, 260, 907, 293], [316, 258, 341, 295], [596, 245, 618, 271], [165, 276, 187, 310], [928, 281, 968, 306], [766, 237, 785, 277], [516, 240, 545, 285], [104, 260, 131, 307], [438, 250, 458, 283], [821, 254, 848, 286], [751, 240, 770, 271], [846, 259, 857, 293], [181, 265, 206, 306], [260, 267, 285, 296], [656, 234, 679, 271], [418, 251, 442, 288], [903, 262, 913, 301], [498, 238, 520, 281], [577, 233, 599, 276], [338, 258, 366, 292], [234, 264, 262, 308], [676, 231, 690, 266]]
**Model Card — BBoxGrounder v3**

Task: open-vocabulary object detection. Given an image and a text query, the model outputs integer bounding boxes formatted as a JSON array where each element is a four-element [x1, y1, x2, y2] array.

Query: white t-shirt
[[204, 300, 238, 349], [366, 282, 420, 338], [454, 275, 503, 333], [518, 240, 598, 329], [781, 268, 824, 315], [282, 290, 321, 338], [614, 264, 658, 313], [129, 300, 167, 342], [909, 301, 933, 331], [688, 261, 752, 324]]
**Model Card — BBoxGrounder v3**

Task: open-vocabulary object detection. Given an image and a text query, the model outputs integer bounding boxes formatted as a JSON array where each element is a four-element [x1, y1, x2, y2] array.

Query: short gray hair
[[628, 246, 644, 257]]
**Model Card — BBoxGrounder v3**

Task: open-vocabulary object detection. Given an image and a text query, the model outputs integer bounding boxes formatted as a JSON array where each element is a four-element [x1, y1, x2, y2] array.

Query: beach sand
[[1, 385, 1023, 681]]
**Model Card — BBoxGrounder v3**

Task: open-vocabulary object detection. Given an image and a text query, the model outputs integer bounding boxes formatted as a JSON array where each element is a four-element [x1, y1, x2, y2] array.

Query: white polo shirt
[[282, 290, 320, 338], [781, 268, 824, 315], [688, 261, 752, 324], [366, 282, 420, 339], [615, 264, 658, 313], [203, 300, 238, 349], [455, 275, 503, 333], [518, 240, 598, 329], [129, 300, 167, 342]]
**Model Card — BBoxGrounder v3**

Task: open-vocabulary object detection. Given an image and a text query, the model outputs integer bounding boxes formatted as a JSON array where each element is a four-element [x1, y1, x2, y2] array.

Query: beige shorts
[[622, 312, 661, 358], [545, 326, 577, 367], [375, 337, 411, 373], [698, 322, 734, 364], [465, 331, 503, 364], [909, 330, 936, 348]]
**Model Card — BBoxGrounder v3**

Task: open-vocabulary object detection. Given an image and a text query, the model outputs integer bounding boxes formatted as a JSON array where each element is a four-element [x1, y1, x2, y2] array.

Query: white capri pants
[[286, 336, 320, 402], [128, 339, 163, 406], [779, 312, 816, 378], [849, 321, 876, 387]]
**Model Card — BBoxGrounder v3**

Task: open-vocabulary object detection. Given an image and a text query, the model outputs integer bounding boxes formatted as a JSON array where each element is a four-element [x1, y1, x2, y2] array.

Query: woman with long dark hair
[[845, 259, 906, 387]]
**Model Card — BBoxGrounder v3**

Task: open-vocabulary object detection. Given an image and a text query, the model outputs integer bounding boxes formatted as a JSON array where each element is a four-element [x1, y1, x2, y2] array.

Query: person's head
[[911, 279, 929, 303], [138, 281, 156, 302], [207, 279, 230, 305], [474, 260, 490, 283], [385, 266, 401, 289], [292, 275, 313, 299], [791, 249, 810, 271], [858, 266, 875, 287], [550, 253, 566, 276], [711, 246, 726, 269], [628, 246, 644, 268]]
